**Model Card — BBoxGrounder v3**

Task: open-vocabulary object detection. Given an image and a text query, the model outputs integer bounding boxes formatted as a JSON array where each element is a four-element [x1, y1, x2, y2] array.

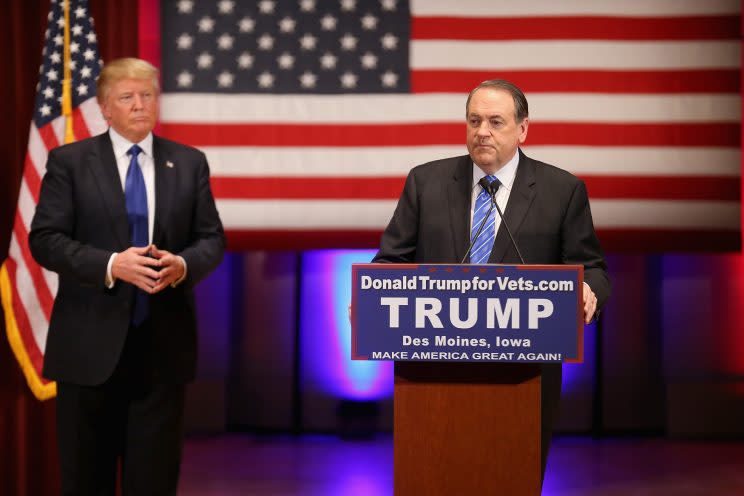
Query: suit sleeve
[[561, 180, 610, 309], [29, 150, 112, 287], [373, 169, 419, 263], [177, 152, 225, 287]]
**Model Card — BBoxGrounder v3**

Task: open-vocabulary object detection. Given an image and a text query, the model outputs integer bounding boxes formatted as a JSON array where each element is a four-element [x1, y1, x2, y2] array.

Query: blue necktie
[[125, 144, 149, 326], [469, 175, 500, 264]]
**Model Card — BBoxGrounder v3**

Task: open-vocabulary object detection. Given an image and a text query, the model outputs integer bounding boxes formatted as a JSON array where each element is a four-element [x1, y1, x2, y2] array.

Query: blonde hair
[[96, 57, 160, 102]]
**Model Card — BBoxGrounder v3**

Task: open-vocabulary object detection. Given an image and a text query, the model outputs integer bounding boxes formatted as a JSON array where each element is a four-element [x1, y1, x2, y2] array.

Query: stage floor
[[179, 434, 744, 495]]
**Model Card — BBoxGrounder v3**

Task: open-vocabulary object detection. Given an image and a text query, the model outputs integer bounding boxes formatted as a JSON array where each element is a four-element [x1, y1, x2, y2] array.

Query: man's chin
[[130, 123, 154, 134], [471, 152, 497, 167]]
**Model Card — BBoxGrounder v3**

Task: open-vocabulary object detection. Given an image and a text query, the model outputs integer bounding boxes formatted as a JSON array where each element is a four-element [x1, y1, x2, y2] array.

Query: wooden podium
[[394, 362, 541, 495], [351, 262, 583, 495]]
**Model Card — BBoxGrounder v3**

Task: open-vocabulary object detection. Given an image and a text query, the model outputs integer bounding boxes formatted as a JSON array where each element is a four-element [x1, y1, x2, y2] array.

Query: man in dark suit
[[373, 80, 610, 479], [29, 58, 225, 495]]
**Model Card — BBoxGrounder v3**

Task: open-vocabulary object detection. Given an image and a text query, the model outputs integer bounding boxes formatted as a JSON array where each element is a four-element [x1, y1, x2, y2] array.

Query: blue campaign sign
[[351, 264, 584, 363]]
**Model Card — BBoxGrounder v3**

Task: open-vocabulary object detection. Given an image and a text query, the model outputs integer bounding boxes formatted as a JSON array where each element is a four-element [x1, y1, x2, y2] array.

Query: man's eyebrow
[[468, 112, 504, 119]]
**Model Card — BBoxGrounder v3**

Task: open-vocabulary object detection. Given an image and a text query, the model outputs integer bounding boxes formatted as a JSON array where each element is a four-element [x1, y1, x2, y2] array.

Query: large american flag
[[160, 0, 741, 252], [0, 0, 106, 399]]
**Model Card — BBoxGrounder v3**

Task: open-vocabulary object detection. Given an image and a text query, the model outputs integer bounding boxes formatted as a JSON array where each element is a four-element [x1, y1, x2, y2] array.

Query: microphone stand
[[460, 178, 498, 264]]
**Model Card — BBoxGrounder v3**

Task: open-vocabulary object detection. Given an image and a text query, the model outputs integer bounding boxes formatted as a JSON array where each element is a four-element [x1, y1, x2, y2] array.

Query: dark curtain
[[0, 1, 139, 493]]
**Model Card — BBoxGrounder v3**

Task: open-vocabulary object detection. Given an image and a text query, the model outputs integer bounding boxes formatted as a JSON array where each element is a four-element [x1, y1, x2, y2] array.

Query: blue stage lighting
[[300, 250, 394, 401]]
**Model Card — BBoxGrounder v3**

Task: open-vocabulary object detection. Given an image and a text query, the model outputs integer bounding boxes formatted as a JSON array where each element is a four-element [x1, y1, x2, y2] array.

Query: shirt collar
[[471, 148, 520, 192], [108, 127, 153, 160]]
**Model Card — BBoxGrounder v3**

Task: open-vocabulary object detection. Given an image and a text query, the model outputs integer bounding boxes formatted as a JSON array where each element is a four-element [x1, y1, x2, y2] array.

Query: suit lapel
[[448, 156, 473, 263], [89, 132, 129, 249], [488, 149, 536, 263], [152, 136, 175, 247]]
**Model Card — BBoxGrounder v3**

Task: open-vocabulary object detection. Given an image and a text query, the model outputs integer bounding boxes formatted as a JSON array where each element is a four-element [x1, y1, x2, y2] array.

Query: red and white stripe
[[158, 0, 741, 251], [4, 98, 106, 389]]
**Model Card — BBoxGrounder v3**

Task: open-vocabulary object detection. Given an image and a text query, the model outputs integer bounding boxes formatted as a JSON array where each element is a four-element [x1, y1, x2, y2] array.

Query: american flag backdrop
[[0, 0, 106, 399], [1, 0, 741, 400], [159, 0, 741, 252]]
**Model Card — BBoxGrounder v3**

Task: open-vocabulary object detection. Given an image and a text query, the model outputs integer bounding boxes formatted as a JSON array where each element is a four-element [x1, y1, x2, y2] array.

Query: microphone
[[489, 181, 526, 265], [461, 177, 527, 265], [460, 177, 499, 264]]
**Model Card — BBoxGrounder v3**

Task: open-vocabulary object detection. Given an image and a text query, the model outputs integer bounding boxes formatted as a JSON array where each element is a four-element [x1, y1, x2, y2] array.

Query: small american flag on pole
[[159, 0, 740, 252], [1, 0, 106, 400]]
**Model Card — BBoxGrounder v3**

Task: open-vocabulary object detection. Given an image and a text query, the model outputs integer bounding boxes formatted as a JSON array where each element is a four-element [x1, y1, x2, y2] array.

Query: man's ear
[[518, 117, 529, 144], [98, 98, 110, 122]]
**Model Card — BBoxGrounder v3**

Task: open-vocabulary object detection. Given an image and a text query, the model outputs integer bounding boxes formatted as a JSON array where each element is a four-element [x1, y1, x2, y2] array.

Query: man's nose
[[476, 121, 490, 136], [132, 94, 144, 109]]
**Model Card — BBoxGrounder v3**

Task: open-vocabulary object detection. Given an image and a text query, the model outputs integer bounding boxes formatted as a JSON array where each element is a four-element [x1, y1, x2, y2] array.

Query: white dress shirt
[[468, 149, 591, 294], [105, 128, 186, 287], [109, 127, 156, 243], [469, 149, 520, 239]]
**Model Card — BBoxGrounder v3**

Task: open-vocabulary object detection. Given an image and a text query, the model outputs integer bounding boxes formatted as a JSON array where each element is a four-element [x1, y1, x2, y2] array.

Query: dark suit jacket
[[29, 131, 225, 386], [373, 149, 610, 308]]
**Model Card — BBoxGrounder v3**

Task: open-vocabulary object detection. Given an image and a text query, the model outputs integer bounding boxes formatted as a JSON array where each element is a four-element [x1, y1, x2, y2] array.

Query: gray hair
[[465, 79, 529, 122]]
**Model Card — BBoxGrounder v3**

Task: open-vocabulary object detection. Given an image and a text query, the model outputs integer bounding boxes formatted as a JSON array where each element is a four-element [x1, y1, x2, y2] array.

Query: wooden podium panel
[[394, 362, 541, 495]]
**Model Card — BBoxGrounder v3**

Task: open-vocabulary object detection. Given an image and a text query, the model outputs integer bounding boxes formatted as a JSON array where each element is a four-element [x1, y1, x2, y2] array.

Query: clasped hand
[[111, 244, 184, 293]]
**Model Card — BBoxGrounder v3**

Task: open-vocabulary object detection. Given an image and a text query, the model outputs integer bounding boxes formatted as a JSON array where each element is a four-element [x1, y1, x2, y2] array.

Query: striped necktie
[[469, 175, 501, 264]]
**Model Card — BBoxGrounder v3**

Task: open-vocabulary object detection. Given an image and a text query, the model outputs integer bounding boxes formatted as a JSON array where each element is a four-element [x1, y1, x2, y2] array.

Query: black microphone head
[[489, 178, 501, 196], [477, 176, 491, 190], [478, 177, 501, 196]]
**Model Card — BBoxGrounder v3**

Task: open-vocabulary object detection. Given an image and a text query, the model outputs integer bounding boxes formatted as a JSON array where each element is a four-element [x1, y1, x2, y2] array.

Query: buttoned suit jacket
[[373, 149, 610, 476], [29, 131, 225, 386], [373, 149, 610, 306]]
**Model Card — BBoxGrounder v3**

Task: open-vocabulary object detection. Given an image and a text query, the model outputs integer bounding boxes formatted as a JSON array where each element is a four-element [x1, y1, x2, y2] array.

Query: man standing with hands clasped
[[30, 58, 224, 495], [373, 79, 611, 481]]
